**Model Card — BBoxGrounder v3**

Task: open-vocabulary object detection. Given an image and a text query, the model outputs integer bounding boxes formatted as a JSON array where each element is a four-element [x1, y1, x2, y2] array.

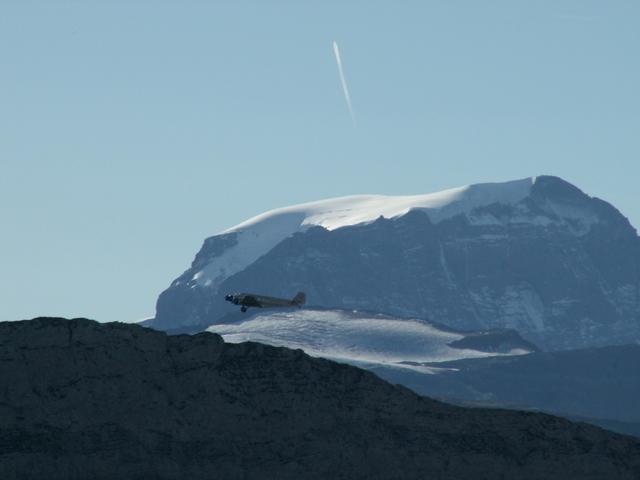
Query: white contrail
[[332, 41, 355, 125]]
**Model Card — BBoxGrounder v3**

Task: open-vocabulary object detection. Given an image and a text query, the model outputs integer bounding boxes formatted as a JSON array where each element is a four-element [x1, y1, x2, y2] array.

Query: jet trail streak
[[332, 41, 355, 125]]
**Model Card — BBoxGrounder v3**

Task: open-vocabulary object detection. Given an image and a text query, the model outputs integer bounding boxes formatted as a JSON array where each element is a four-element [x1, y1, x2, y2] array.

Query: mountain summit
[[153, 176, 640, 350]]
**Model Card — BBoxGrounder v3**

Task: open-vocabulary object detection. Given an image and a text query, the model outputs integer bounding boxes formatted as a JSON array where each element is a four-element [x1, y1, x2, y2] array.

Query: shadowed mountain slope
[[370, 344, 640, 425]]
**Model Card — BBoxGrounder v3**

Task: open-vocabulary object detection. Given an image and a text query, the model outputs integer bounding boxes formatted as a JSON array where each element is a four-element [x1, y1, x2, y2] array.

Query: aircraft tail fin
[[292, 292, 306, 306]]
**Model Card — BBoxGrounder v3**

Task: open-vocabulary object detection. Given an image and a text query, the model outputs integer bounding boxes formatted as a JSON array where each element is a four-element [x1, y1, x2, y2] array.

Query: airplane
[[224, 291, 306, 312]]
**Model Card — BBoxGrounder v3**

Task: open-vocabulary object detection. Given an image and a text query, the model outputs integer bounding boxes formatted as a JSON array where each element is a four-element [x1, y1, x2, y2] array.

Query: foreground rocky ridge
[[2, 318, 640, 479]]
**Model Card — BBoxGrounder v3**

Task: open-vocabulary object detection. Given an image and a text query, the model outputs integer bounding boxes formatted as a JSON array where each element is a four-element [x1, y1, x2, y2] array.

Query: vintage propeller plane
[[224, 291, 306, 313]]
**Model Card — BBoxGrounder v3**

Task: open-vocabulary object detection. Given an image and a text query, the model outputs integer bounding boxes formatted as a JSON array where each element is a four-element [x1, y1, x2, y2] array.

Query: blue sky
[[2, 1, 639, 322]]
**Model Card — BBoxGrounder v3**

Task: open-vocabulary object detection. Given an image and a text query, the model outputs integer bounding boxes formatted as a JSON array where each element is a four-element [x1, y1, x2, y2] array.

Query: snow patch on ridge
[[194, 177, 536, 287], [207, 309, 533, 373]]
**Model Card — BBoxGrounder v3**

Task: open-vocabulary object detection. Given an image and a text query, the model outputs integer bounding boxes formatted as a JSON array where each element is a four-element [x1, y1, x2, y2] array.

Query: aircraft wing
[[241, 295, 263, 307]]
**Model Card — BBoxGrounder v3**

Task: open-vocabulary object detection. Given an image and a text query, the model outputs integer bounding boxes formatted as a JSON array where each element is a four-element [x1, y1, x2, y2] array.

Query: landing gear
[[240, 306, 247, 313]]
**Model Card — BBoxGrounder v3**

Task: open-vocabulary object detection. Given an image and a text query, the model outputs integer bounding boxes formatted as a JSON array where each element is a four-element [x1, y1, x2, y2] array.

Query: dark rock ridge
[[154, 176, 640, 350], [3, 318, 640, 479]]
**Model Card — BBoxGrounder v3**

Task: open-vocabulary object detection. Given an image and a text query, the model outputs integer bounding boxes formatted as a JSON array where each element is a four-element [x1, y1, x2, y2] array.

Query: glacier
[[207, 308, 536, 374]]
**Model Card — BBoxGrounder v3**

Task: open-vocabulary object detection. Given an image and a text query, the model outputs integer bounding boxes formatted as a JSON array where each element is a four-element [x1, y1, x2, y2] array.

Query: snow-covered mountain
[[189, 177, 535, 291], [153, 175, 640, 350], [206, 308, 537, 373]]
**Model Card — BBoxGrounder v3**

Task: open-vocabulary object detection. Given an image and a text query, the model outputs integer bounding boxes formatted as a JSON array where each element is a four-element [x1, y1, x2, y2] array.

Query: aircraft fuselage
[[224, 292, 306, 312]]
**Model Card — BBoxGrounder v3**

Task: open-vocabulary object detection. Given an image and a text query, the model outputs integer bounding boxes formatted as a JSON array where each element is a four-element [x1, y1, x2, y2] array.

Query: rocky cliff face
[[2, 317, 640, 479], [154, 176, 640, 350]]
